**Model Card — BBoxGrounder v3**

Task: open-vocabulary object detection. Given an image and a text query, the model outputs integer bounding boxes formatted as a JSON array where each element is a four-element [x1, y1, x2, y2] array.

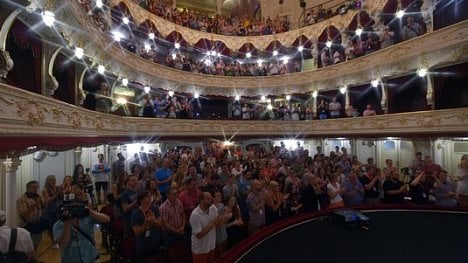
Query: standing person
[[72, 164, 92, 187], [94, 82, 112, 114], [17, 181, 47, 249], [154, 158, 173, 200], [131, 191, 164, 263], [160, 186, 186, 261], [246, 180, 265, 235], [190, 192, 224, 263], [91, 153, 111, 205], [112, 153, 126, 184], [455, 159, 468, 206], [0, 210, 36, 262]]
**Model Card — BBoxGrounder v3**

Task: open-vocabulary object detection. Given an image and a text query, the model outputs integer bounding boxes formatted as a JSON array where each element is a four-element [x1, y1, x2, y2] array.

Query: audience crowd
[[4, 141, 467, 262]]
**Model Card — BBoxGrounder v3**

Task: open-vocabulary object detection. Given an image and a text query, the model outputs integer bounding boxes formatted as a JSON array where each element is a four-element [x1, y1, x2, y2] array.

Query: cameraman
[[53, 185, 110, 263]]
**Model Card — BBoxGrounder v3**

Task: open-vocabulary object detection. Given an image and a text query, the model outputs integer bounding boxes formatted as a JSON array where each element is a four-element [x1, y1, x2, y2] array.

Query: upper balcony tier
[[63, 0, 468, 96]]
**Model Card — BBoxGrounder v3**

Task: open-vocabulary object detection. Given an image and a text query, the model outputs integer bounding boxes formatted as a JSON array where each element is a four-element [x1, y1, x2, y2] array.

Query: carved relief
[[0, 49, 14, 80], [15, 98, 48, 126]]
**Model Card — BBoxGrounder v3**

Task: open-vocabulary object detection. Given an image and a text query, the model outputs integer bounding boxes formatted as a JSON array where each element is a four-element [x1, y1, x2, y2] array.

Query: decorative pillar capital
[[0, 49, 14, 80], [3, 157, 21, 173]]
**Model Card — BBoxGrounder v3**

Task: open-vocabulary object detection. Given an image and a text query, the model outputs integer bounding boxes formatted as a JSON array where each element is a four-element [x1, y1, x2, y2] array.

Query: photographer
[[53, 185, 110, 263]]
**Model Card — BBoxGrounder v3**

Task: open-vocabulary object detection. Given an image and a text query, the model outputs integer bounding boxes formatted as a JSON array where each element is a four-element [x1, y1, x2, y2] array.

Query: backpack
[[0, 228, 29, 263]]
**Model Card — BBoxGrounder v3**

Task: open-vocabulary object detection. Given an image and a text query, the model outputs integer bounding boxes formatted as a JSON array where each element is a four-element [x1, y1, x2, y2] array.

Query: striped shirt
[[159, 199, 185, 230]]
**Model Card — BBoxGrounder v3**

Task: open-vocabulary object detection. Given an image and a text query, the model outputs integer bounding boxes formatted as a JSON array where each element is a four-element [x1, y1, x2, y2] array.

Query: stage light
[[371, 79, 379, 87], [122, 17, 130, 25], [286, 94, 291, 101], [194, 92, 200, 99], [42, 10, 55, 27], [144, 86, 150, 93], [396, 10, 405, 18], [312, 91, 318, 98], [235, 95, 240, 101], [97, 65, 105, 74], [174, 43, 180, 49], [355, 28, 363, 36], [273, 50, 278, 56], [246, 52, 251, 58], [417, 68, 428, 77], [298, 45, 304, 52], [74, 47, 84, 59], [168, 90, 174, 97], [326, 41, 332, 48], [261, 95, 266, 101], [340, 86, 347, 94], [148, 32, 155, 39]]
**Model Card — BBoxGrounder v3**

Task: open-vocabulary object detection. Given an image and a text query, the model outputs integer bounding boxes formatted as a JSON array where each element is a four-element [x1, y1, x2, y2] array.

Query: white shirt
[[327, 182, 344, 204], [190, 204, 218, 254], [0, 226, 34, 255]]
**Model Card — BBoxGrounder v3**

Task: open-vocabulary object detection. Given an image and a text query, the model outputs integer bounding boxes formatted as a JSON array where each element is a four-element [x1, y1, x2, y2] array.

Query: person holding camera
[[53, 186, 110, 263]]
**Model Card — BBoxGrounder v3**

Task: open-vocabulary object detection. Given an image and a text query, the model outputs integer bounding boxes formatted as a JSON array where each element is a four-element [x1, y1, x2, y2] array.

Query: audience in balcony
[[400, 16, 423, 41]]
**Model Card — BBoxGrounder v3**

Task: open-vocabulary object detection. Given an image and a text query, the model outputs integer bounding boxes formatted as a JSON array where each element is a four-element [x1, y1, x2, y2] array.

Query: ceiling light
[[246, 52, 251, 58], [396, 10, 405, 18], [273, 50, 278, 56], [74, 47, 84, 59], [211, 50, 217, 56], [282, 56, 289, 64], [144, 86, 150, 93], [340, 86, 347, 94], [257, 59, 263, 66], [298, 45, 304, 52], [326, 40, 332, 48], [267, 104, 273, 110], [42, 10, 55, 27], [122, 17, 130, 25], [116, 97, 127, 104], [174, 43, 180, 49], [96, 0, 103, 8], [235, 95, 240, 101], [168, 90, 174, 97], [261, 95, 266, 101], [122, 78, 128, 86], [148, 32, 155, 39], [97, 65, 105, 74], [312, 91, 318, 98], [417, 68, 428, 77], [144, 43, 151, 51], [171, 53, 176, 60], [286, 94, 291, 101], [355, 28, 363, 36], [371, 79, 379, 87], [194, 92, 200, 99]]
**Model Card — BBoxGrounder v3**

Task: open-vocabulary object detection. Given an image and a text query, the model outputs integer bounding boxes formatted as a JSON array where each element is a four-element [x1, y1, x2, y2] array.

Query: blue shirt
[[155, 168, 172, 194], [53, 217, 98, 263]]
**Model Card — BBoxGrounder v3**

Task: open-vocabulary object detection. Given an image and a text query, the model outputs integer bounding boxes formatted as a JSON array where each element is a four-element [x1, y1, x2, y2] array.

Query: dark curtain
[[433, 63, 468, 109], [349, 84, 383, 115], [434, 0, 468, 30], [6, 20, 42, 94], [52, 53, 76, 105], [386, 74, 428, 114]]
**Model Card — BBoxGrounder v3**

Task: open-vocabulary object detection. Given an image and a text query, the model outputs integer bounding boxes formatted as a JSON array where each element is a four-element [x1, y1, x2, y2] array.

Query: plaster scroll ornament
[[0, 49, 14, 80]]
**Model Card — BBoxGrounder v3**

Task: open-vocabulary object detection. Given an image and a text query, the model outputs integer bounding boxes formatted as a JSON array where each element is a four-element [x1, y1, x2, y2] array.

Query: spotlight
[[194, 92, 200, 99], [355, 28, 363, 36], [235, 95, 240, 101], [111, 31, 124, 42], [116, 97, 127, 104], [74, 47, 84, 59], [326, 41, 332, 48], [122, 78, 128, 86], [286, 94, 291, 101], [261, 95, 266, 101], [174, 43, 180, 49], [298, 45, 304, 52], [96, 0, 103, 8], [246, 52, 251, 58], [122, 17, 130, 25], [340, 86, 347, 94], [267, 104, 273, 110], [273, 50, 278, 56], [97, 65, 105, 74], [42, 10, 55, 27], [371, 79, 379, 87], [148, 32, 155, 39], [144, 86, 150, 93], [396, 10, 405, 18], [168, 90, 174, 97], [312, 91, 318, 98], [417, 68, 428, 77]]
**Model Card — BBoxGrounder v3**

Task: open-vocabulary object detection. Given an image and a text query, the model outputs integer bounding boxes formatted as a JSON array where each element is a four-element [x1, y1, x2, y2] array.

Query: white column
[[74, 146, 83, 167], [3, 158, 22, 226], [425, 74, 434, 110], [380, 81, 387, 114]]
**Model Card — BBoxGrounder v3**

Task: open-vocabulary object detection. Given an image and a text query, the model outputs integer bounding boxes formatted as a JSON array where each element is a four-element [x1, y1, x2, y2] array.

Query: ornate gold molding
[[0, 82, 467, 138], [107, 0, 388, 50]]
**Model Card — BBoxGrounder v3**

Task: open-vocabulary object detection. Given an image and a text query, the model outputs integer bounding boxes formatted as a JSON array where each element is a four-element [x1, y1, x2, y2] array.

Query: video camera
[[400, 167, 411, 176], [59, 194, 90, 220]]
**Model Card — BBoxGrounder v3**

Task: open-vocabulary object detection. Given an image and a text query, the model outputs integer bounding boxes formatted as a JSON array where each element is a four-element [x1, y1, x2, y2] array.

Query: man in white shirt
[[0, 210, 36, 262], [329, 97, 342, 118], [190, 192, 224, 263], [91, 153, 111, 205]]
